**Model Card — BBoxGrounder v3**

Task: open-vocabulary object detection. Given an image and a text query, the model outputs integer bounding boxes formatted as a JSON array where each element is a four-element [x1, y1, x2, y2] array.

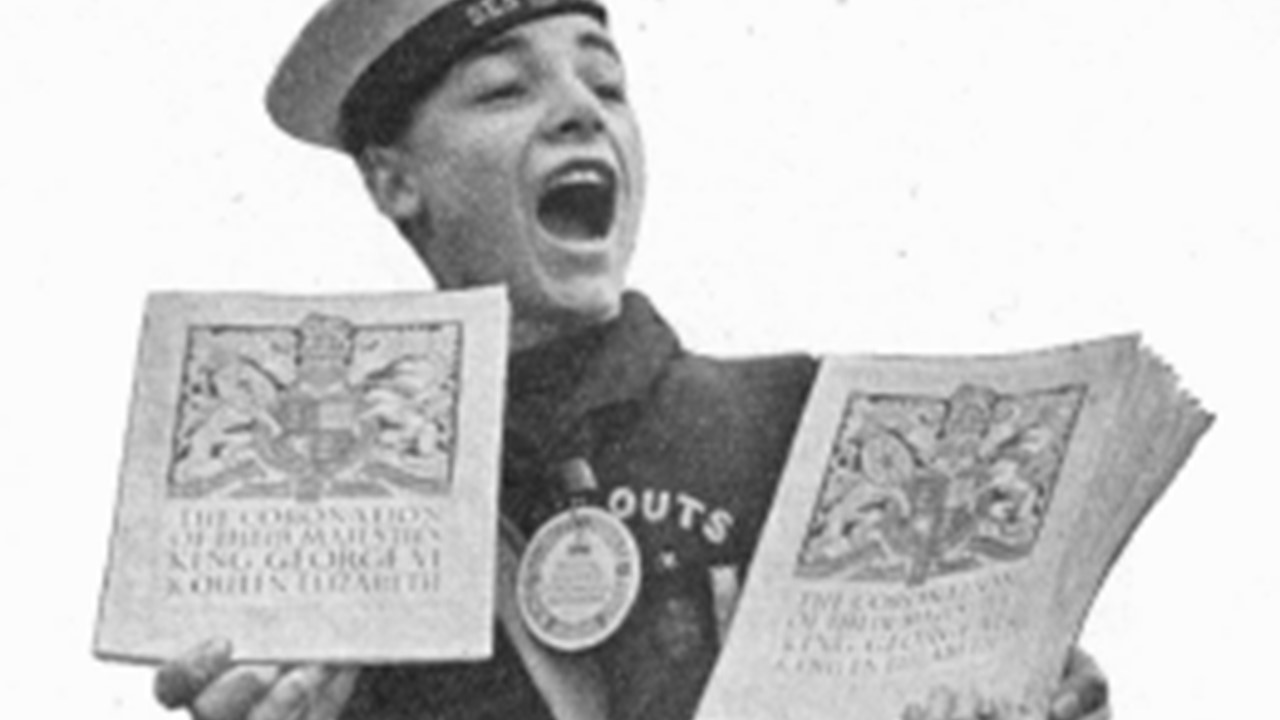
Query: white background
[[1, 0, 1276, 717]]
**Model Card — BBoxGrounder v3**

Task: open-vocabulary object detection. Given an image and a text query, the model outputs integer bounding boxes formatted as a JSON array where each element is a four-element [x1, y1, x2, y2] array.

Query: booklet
[[94, 287, 508, 664], [696, 335, 1211, 720]]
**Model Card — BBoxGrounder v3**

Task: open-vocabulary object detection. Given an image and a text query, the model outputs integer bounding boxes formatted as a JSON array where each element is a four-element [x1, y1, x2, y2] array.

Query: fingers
[[192, 664, 281, 720], [153, 638, 358, 720], [308, 668, 360, 720], [242, 665, 360, 720], [244, 666, 328, 720], [155, 638, 234, 709], [1050, 647, 1109, 720], [177, 664, 357, 720]]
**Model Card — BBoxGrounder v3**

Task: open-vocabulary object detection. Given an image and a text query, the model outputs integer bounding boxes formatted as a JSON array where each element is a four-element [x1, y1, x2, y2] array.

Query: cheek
[[425, 207, 525, 288], [431, 145, 517, 215], [413, 114, 525, 204], [416, 142, 536, 286], [626, 123, 645, 179], [616, 119, 647, 219]]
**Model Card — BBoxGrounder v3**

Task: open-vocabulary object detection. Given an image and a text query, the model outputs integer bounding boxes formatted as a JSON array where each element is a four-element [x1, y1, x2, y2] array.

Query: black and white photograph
[[1, 1, 1275, 718]]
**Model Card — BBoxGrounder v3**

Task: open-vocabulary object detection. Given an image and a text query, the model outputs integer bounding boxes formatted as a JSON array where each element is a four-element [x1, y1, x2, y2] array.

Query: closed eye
[[475, 81, 527, 104], [593, 81, 627, 104]]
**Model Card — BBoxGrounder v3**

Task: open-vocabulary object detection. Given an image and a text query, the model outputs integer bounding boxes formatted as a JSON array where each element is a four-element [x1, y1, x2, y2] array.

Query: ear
[[357, 146, 425, 221]]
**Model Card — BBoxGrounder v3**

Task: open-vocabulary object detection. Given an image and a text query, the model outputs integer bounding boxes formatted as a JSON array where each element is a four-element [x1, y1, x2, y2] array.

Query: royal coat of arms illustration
[[796, 383, 1086, 586], [167, 313, 462, 502]]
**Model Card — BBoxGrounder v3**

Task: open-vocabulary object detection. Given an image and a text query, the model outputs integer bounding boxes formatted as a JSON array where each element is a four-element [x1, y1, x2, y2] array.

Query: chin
[[509, 286, 623, 350], [561, 288, 625, 325], [534, 281, 625, 328]]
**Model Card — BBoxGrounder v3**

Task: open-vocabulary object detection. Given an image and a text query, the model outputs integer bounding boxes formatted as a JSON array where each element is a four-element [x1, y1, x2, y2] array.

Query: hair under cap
[[267, 0, 607, 154]]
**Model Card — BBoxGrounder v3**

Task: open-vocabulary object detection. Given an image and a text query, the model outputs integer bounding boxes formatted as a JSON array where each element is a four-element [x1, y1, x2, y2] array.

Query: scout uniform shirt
[[342, 293, 816, 720]]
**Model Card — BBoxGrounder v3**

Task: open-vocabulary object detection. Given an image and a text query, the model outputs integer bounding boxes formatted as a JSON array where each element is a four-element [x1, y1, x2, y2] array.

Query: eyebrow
[[577, 29, 621, 63], [467, 32, 531, 64]]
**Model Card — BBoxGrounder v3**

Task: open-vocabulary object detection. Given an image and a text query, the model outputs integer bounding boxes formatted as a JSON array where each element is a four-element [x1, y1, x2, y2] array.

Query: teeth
[[550, 166, 610, 189], [537, 163, 618, 241]]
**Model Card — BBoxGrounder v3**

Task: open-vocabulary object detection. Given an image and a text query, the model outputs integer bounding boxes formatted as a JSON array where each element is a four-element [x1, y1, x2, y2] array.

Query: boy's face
[[368, 13, 644, 343]]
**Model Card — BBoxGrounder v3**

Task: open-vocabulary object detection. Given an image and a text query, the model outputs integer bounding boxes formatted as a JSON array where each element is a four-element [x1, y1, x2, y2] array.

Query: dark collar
[[505, 292, 681, 452]]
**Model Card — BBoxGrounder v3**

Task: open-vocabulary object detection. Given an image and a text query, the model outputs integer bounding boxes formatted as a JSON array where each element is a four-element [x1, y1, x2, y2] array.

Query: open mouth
[[536, 161, 618, 241]]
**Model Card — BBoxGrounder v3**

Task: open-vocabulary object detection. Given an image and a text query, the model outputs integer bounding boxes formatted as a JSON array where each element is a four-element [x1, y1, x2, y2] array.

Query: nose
[[542, 76, 606, 142]]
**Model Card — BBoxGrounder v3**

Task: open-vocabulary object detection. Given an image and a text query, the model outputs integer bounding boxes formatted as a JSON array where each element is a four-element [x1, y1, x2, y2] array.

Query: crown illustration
[[297, 313, 356, 362]]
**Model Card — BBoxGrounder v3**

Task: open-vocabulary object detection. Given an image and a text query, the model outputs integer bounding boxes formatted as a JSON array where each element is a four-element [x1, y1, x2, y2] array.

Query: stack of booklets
[[696, 335, 1210, 720]]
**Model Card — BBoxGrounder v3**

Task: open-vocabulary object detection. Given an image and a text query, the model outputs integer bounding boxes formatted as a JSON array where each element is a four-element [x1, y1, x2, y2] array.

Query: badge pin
[[517, 505, 641, 652]]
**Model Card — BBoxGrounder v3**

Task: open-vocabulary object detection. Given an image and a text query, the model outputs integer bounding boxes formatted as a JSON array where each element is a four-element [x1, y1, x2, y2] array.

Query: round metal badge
[[516, 505, 642, 652]]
